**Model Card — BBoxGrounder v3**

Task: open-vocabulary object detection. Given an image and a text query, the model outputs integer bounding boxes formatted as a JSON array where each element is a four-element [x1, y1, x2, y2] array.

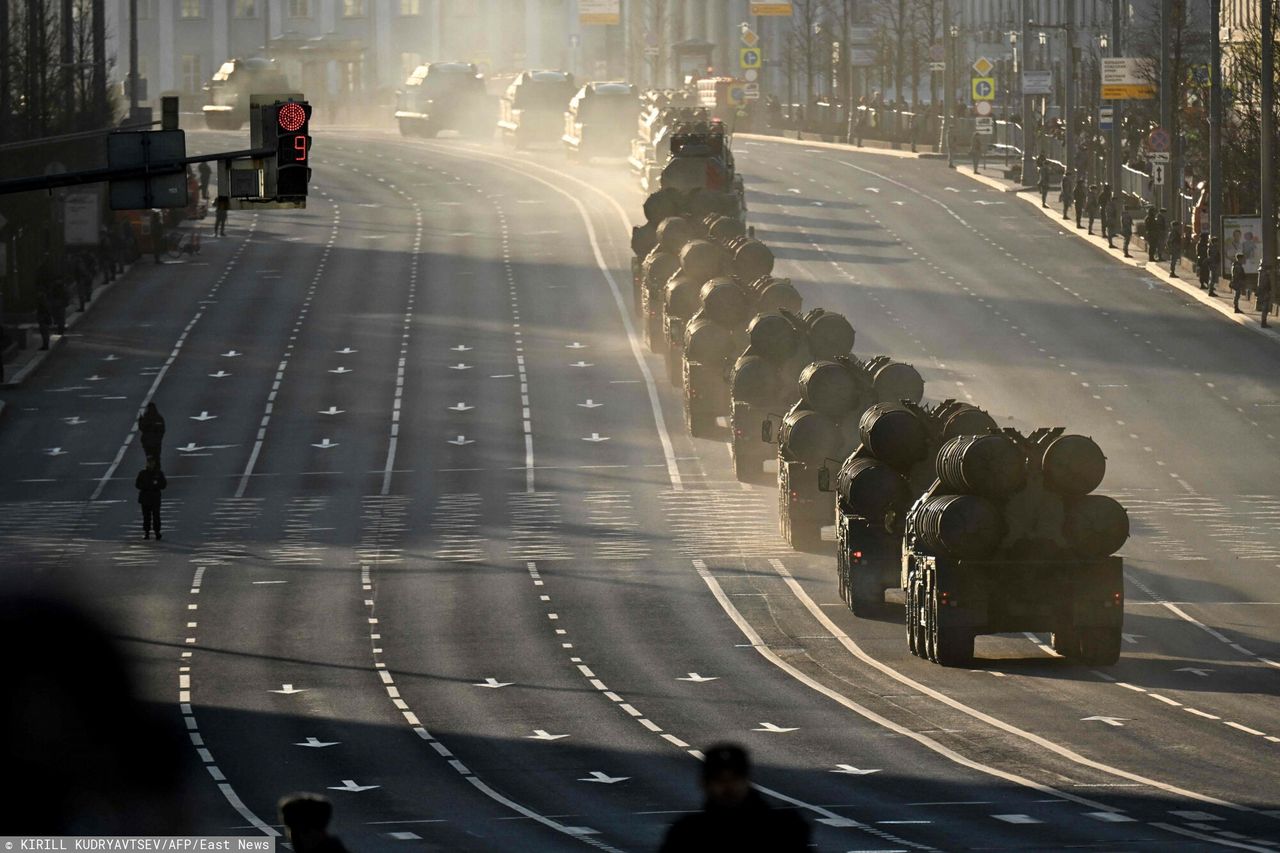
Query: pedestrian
[[150, 210, 165, 264], [118, 218, 137, 263], [1231, 252, 1247, 312], [1143, 206, 1157, 262], [1037, 162, 1051, 208], [1153, 207, 1169, 261], [1206, 236, 1221, 295], [1086, 184, 1099, 235], [1098, 183, 1113, 239], [279, 794, 350, 853], [1167, 223, 1183, 277], [1060, 171, 1074, 220], [138, 402, 166, 461], [46, 275, 68, 335], [1195, 233, 1210, 290], [197, 161, 212, 200], [1121, 207, 1134, 258], [98, 225, 117, 282], [1258, 272, 1274, 328], [660, 744, 809, 852], [73, 253, 93, 312], [971, 131, 983, 174], [1073, 178, 1086, 229], [36, 289, 53, 351], [134, 457, 167, 540], [213, 195, 229, 237]]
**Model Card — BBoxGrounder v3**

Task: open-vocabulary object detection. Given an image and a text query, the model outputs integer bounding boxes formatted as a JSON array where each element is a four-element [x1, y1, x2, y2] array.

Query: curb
[[736, 132, 925, 160]]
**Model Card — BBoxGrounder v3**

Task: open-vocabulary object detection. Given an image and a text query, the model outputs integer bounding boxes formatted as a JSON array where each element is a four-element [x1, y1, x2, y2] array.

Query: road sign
[[740, 26, 759, 48], [929, 44, 945, 62], [1149, 151, 1170, 163], [749, 2, 793, 14], [743, 82, 761, 100], [849, 27, 876, 44], [1152, 163, 1166, 185], [849, 47, 876, 67], [972, 56, 994, 76], [929, 61, 945, 72], [975, 116, 994, 135], [1023, 69, 1053, 94], [1148, 126, 1170, 152], [972, 77, 995, 101], [739, 47, 762, 70], [644, 46, 659, 58], [1099, 105, 1114, 130], [107, 129, 188, 210], [728, 85, 746, 105], [1101, 57, 1156, 99], [578, 0, 619, 24], [744, 68, 759, 82], [974, 100, 992, 117]]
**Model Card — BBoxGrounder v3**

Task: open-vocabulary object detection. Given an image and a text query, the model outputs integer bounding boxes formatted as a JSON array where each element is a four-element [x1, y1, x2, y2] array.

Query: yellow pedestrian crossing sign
[[972, 76, 995, 101], [740, 47, 762, 70]]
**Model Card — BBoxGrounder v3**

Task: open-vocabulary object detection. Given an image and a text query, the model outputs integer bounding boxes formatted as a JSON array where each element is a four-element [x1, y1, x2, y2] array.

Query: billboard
[[1223, 216, 1263, 275], [579, 0, 619, 25], [1101, 57, 1155, 99], [1022, 70, 1052, 95], [750, 2, 793, 15]]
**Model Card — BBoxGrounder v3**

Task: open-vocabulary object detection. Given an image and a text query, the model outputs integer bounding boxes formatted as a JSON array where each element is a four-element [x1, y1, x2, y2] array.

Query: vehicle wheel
[[667, 347, 683, 387], [1074, 626, 1121, 666], [849, 570, 883, 617], [906, 579, 921, 656], [1050, 623, 1079, 657], [932, 588, 973, 667], [645, 314, 663, 353], [922, 580, 938, 662], [787, 514, 824, 551], [686, 399, 716, 438]]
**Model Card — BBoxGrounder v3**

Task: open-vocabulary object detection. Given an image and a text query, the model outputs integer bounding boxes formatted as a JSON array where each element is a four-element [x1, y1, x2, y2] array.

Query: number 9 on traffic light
[[273, 100, 312, 198]]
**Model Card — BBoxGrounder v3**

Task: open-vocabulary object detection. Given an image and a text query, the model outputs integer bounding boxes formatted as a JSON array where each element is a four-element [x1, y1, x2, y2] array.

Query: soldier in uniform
[[1086, 185, 1100, 235], [137, 402, 166, 461], [1195, 233, 1210, 289], [1231, 252, 1248, 312], [1167, 223, 1183, 277], [1098, 183, 1113, 240], [1121, 208, 1134, 257], [1206, 236, 1221, 295], [1258, 271, 1274, 328], [1143, 206, 1157, 261], [1037, 163, 1051, 208], [1073, 178, 1087, 229], [1060, 171, 1074, 220], [134, 457, 167, 540], [1153, 208, 1169, 261]]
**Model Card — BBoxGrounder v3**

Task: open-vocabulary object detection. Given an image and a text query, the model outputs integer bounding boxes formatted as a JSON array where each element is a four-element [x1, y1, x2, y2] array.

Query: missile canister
[[747, 312, 801, 362], [699, 277, 751, 328], [657, 216, 693, 252], [751, 277, 803, 313], [664, 273, 703, 319], [731, 354, 782, 407], [935, 433, 1028, 499], [934, 400, 998, 440], [729, 237, 775, 281], [683, 312, 738, 364], [799, 361, 858, 418], [859, 403, 929, 472], [868, 358, 925, 404], [1063, 494, 1130, 558], [837, 457, 911, 523], [806, 311, 856, 360], [780, 408, 842, 466], [914, 494, 1006, 559], [679, 239, 722, 282], [1042, 434, 1107, 497]]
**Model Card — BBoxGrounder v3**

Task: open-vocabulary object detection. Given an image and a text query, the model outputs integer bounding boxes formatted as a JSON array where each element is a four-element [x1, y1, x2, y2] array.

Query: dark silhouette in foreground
[[280, 793, 351, 853]]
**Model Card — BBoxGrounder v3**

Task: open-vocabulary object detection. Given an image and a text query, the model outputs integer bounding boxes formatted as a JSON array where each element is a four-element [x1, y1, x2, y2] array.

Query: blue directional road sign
[[1099, 106, 1114, 131], [740, 47, 762, 70], [971, 77, 995, 100]]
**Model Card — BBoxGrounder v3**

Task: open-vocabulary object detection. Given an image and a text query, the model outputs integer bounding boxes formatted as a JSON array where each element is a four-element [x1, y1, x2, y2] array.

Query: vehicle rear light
[[940, 591, 956, 607], [734, 428, 743, 437], [852, 550, 863, 560]]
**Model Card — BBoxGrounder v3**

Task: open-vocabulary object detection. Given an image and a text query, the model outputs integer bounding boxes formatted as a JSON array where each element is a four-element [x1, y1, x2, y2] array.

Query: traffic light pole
[[1021, 0, 1034, 184], [0, 146, 274, 197], [1261, 0, 1275, 306], [1209, 0, 1222, 241], [1110, 0, 1122, 226], [943, 0, 953, 168]]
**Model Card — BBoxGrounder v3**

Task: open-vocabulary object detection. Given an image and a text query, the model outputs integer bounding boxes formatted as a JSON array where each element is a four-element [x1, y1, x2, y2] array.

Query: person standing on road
[[1121, 208, 1134, 257], [971, 131, 983, 174], [134, 457, 167, 541], [1086, 184, 1100, 235], [279, 794, 351, 853], [1060, 171, 1074, 220], [660, 744, 809, 853], [1195, 233, 1211, 289], [1153, 208, 1169, 261], [1258, 272, 1274, 328], [197, 161, 212, 200], [1231, 253, 1248, 312], [149, 210, 164, 264], [1073, 178, 1087, 229], [35, 288, 53, 350], [1037, 163, 1051, 208], [1142, 206, 1157, 261], [1167, 223, 1183, 277], [138, 402, 166, 461], [213, 195, 229, 237], [1098, 183, 1113, 240], [1206, 236, 1221, 296]]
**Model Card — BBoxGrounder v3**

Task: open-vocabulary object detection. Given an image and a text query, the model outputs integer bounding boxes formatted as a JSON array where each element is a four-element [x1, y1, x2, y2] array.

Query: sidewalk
[[958, 158, 1280, 343]]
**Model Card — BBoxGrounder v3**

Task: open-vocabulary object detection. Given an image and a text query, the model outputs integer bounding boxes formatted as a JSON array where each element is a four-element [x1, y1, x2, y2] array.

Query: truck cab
[[498, 70, 576, 149], [394, 61, 489, 138], [202, 57, 292, 130], [563, 81, 638, 161]]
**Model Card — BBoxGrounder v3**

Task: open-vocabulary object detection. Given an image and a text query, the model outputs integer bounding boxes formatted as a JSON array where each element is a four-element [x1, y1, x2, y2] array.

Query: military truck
[[202, 57, 292, 130], [498, 70, 576, 149], [901, 428, 1128, 666], [393, 61, 489, 137], [659, 122, 746, 220], [563, 81, 639, 161], [817, 400, 997, 615], [629, 93, 701, 191]]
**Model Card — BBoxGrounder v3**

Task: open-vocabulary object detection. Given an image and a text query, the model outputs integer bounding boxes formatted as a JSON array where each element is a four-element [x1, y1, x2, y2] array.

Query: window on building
[[180, 0, 203, 19], [343, 0, 366, 16], [234, 0, 258, 17], [181, 55, 202, 93], [288, 0, 310, 17], [400, 0, 422, 14]]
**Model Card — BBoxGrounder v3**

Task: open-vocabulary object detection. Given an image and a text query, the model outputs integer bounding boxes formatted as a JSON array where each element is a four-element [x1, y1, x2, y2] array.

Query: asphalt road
[[1, 127, 1277, 852]]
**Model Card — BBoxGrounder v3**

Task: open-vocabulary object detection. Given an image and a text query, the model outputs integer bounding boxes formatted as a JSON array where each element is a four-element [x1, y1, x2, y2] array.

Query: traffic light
[[261, 100, 311, 200]]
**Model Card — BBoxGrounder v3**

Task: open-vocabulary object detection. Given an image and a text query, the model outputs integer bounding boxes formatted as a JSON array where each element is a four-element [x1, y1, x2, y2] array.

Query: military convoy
[[498, 70, 578, 149], [394, 62, 489, 137], [563, 81, 639, 161], [202, 57, 292, 130]]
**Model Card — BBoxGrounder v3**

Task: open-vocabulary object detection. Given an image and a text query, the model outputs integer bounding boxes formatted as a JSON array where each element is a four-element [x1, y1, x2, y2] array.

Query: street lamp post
[[943, 0, 954, 168], [1108, 1, 1122, 234], [1026, 14, 1074, 174]]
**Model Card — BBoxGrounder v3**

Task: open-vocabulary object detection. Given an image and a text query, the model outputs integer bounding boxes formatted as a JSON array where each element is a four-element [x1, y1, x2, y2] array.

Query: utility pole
[[1261, 0, 1275, 306], [943, 0, 953, 167], [1021, 0, 1033, 182], [93, 0, 107, 124], [1208, 0, 1222, 241], [1063, 0, 1075, 178], [1158, 0, 1172, 212], [128, 0, 140, 119], [0, 0, 10, 143], [1109, 0, 1121, 224], [263, 0, 271, 53]]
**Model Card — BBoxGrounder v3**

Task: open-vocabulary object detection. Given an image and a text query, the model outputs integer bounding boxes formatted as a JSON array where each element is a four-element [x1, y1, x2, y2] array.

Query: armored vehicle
[[202, 57, 291, 130], [394, 62, 489, 137], [498, 70, 576, 149], [563, 81, 639, 161]]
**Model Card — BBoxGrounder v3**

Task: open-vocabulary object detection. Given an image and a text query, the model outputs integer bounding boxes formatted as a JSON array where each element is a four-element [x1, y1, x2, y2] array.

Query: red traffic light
[[277, 102, 307, 132]]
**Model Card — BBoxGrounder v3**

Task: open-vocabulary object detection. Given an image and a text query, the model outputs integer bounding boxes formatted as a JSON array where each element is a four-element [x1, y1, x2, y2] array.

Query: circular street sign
[[1148, 127, 1170, 152], [744, 69, 759, 82], [975, 100, 992, 116], [929, 44, 945, 62]]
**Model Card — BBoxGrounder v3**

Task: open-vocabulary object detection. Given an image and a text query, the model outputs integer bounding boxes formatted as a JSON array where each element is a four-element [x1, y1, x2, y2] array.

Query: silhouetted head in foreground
[[279, 794, 349, 853], [701, 743, 752, 808]]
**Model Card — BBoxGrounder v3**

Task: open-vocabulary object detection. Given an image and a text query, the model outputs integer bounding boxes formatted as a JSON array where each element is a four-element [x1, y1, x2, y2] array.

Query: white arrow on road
[[677, 673, 718, 683], [208, 371, 231, 378], [577, 399, 602, 409], [85, 374, 105, 382], [811, 201, 824, 206], [583, 433, 610, 442], [102, 354, 119, 361], [64, 416, 86, 425], [891, 200, 905, 206], [753, 722, 798, 733], [449, 363, 472, 370], [329, 366, 352, 374], [569, 361, 593, 368], [270, 684, 307, 695], [221, 350, 242, 358], [335, 347, 357, 354], [177, 442, 202, 452], [295, 737, 340, 748], [449, 402, 474, 412], [1081, 716, 1129, 727], [1121, 633, 1144, 644], [312, 438, 339, 449], [566, 342, 587, 349], [319, 406, 344, 415], [190, 411, 217, 422], [450, 345, 472, 352], [944, 186, 961, 193], [786, 188, 801, 193], [44, 447, 67, 456], [527, 730, 569, 741], [327, 779, 379, 793], [831, 764, 881, 775], [864, 187, 880, 194], [474, 678, 513, 688], [1176, 667, 1214, 677], [973, 200, 1004, 206], [579, 772, 629, 784], [448, 435, 475, 446]]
